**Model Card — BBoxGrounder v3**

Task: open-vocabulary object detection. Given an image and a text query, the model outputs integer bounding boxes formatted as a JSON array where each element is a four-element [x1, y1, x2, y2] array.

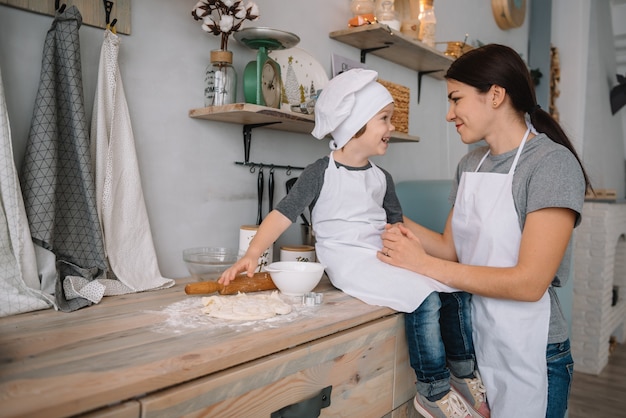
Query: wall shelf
[[189, 103, 420, 143], [329, 24, 454, 80]]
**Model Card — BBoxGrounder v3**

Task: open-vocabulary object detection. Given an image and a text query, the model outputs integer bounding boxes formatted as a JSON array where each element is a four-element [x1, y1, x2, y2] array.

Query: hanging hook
[[249, 164, 256, 174], [103, 0, 113, 24], [286, 166, 292, 176], [55, 0, 66, 13]]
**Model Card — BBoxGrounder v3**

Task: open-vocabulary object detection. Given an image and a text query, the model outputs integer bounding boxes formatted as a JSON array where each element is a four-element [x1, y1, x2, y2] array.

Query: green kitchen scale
[[234, 27, 300, 108]]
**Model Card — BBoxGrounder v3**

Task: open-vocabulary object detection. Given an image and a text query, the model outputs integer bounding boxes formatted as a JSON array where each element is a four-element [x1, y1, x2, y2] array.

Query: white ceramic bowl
[[264, 261, 325, 296], [183, 247, 239, 280]]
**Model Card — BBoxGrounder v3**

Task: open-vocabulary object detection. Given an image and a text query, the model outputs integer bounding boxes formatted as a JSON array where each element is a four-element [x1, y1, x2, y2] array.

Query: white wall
[[611, 0, 626, 161], [0, 0, 530, 278], [582, 2, 625, 195], [552, 0, 626, 196]]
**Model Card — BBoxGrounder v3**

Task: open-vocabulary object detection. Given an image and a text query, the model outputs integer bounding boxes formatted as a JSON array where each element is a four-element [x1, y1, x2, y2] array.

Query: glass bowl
[[183, 247, 239, 281]]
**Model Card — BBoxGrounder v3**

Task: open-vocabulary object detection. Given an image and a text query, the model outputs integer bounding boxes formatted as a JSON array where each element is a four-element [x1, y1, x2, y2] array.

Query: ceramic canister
[[239, 225, 273, 272], [280, 245, 316, 262]]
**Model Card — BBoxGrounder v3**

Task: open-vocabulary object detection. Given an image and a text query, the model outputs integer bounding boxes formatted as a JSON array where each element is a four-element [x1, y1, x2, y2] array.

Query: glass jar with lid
[[205, 50, 237, 106], [418, 0, 437, 47], [376, 0, 400, 31], [350, 0, 375, 16]]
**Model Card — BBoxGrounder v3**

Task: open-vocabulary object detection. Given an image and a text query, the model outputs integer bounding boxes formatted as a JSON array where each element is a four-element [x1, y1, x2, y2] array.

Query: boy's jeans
[[405, 291, 476, 400], [546, 339, 574, 418]]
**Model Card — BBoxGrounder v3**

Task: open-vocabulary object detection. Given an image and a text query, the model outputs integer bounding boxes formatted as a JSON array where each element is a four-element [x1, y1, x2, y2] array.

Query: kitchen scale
[[234, 27, 300, 108]]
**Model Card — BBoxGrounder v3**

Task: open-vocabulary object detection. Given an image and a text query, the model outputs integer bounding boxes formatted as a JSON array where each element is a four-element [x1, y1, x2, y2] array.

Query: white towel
[[0, 66, 55, 317], [90, 29, 173, 292]]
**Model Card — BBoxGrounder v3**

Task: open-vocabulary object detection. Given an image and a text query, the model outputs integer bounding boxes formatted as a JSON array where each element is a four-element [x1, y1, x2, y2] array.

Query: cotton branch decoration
[[192, 0, 260, 51]]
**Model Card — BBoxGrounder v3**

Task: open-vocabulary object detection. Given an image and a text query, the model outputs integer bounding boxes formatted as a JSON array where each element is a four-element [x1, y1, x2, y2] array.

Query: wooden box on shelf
[[378, 79, 410, 133]]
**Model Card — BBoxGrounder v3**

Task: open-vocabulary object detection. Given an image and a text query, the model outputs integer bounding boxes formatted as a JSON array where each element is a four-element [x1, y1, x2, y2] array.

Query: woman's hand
[[377, 223, 429, 274]]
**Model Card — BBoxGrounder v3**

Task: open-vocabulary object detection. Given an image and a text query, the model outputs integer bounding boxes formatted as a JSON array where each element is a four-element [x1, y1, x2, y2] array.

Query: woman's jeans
[[405, 291, 476, 401], [546, 339, 574, 418]]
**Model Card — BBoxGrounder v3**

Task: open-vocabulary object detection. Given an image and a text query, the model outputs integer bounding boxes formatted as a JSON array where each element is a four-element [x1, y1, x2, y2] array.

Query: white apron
[[451, 130, 550, 417], [312, 152, 454, 313]]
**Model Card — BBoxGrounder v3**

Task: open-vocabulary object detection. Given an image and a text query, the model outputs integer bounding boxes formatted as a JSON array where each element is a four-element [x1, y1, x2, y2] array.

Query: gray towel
[[20, 6, 108, 312]]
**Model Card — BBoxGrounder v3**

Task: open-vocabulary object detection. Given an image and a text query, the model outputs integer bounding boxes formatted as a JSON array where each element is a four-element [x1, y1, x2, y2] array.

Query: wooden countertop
[[0, 276, 395, 418]]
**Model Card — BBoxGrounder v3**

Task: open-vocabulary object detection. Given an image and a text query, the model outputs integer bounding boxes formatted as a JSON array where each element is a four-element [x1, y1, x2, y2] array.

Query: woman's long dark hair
[[445, 43, 591, 191]]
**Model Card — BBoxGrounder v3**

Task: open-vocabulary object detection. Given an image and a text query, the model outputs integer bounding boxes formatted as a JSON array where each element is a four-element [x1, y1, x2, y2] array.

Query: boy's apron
[[451, 130, 550, 417], [312, 152, 454, 313]]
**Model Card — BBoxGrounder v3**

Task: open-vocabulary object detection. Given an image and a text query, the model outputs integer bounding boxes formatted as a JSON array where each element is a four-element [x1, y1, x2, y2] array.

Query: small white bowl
[[265, 261, 325, 296]]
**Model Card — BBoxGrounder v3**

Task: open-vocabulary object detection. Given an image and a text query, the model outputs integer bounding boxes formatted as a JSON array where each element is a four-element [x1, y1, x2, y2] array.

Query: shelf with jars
[[329, 23, 453, 80]]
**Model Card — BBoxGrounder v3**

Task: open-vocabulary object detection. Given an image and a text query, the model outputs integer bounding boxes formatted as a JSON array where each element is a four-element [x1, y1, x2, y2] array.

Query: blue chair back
[[395, 180, 453, 233]]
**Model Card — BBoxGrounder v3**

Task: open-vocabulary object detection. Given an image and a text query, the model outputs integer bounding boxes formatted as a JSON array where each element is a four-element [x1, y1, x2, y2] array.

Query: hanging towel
[[20, 6, 108, 312], [0, 66, 55, 317], [90, 29, 173, 292]]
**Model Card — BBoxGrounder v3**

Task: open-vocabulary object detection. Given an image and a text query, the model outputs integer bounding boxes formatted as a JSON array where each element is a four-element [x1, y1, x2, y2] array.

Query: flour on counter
[[201, 291, 291, 320], [149, 291, 314, 334]]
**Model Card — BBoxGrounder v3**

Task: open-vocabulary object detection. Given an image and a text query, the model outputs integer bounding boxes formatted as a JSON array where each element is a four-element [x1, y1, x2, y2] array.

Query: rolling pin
[[184, 272, 276, 295]]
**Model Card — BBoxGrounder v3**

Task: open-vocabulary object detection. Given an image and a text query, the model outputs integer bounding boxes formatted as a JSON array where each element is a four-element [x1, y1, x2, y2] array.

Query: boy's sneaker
[[450, 373, 490, 418], [413, 388, 473, 418]]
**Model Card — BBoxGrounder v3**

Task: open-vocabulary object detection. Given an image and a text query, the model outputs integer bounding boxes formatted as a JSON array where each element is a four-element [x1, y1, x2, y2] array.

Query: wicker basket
[[378, 79, 410, 133]]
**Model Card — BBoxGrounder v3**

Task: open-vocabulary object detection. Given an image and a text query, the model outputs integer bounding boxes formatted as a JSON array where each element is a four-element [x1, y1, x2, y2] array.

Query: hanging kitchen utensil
[[257, 166, 264, 224], [285, 177, 310, 226], [268, 166, 275, 212], [285, 177, 297, 194]]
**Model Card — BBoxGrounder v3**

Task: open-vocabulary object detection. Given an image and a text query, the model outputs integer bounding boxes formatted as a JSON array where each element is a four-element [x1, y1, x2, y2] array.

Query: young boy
[[219, 69, 489, 418]]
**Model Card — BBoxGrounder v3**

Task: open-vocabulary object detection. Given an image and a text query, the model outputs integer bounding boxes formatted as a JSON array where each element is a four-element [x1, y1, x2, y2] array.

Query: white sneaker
[[450, 373, 490, 418], [413, 388, 473, 418]]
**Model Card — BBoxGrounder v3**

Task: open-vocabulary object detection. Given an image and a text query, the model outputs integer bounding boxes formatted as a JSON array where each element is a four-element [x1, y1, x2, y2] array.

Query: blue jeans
[[546, 339, 574, 418], [405, 291, 476, 401]]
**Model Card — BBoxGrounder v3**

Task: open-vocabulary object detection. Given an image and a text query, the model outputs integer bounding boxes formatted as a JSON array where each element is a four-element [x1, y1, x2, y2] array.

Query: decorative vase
[[205, 50, 237, 106]]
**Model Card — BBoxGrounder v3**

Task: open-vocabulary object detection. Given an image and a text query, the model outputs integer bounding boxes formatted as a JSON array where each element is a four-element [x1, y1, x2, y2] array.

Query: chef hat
[[311, 68, 393, 150]]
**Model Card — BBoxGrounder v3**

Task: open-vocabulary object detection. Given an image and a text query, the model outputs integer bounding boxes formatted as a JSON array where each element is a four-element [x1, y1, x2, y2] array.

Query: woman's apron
[[312, 152, 454, 313], [451, 130, 550, 417]]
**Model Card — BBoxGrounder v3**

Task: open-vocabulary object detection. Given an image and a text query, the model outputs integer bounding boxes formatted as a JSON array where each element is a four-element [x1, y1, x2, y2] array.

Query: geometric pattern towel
[[20, 6, 108, 312], [90, 29, 173, 292]]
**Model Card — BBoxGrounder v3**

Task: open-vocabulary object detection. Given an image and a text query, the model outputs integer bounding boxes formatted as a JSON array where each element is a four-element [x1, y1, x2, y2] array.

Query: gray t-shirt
[[451, 134, 586, 343], [275, 155, 403, 224]]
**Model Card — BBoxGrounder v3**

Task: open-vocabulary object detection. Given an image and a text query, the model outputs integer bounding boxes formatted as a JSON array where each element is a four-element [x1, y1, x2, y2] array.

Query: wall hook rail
[[236, 121, 303, 175], [235, 162, 304, 176]]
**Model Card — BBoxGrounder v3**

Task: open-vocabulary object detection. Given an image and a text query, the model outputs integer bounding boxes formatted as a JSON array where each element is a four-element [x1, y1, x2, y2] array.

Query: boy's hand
[[218, 256, 259, 286]]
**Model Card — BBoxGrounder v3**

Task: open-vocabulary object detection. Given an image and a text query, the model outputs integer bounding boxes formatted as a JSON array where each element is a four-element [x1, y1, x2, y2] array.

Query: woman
[[378, 44, 590, 417]]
